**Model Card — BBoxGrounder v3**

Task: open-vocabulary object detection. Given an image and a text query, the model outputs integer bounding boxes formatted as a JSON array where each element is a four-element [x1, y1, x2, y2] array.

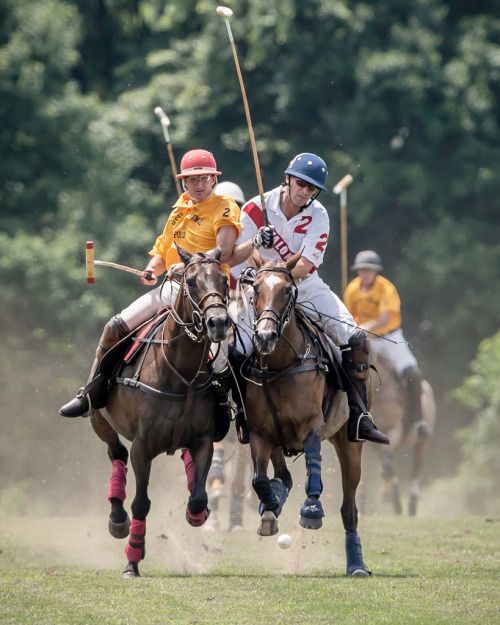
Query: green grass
[[0, 516, 499, 625]]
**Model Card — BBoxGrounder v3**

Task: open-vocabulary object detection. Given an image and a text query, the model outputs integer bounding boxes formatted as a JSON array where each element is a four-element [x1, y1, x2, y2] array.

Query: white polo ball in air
[[277, 533, 292, 549]]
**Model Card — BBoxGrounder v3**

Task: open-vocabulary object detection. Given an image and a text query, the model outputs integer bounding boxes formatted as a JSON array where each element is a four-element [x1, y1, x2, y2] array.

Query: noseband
[[179, 257, 228, 339], [253, 266, 298, 337]]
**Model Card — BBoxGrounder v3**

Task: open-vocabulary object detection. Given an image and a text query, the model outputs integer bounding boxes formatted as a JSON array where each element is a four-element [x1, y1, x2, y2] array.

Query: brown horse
[[89, 248, 230, 577], [368, 355, 436, 516], [244, 255, 370, 576]]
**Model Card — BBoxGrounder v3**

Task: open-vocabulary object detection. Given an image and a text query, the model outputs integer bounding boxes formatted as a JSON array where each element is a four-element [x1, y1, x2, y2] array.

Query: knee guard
[[342, 330, 370, 381]]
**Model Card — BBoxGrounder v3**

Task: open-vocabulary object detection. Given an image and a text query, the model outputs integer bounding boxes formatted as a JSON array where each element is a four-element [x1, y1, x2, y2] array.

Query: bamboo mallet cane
[[216, 6, 269, 227], [85, 241, 144, 283], [333, 175, 353, 294], [154, 106, 182, 197]]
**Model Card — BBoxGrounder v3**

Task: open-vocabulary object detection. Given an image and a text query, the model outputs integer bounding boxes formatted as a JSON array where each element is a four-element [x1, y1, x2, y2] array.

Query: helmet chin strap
[[284, 176, 320, 210]]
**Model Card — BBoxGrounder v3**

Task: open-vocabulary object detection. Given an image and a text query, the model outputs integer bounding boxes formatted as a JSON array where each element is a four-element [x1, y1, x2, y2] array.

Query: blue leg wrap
[[304, 432, 323, 498], [345, 531, 370, 576], [258, 478, 288, 517]]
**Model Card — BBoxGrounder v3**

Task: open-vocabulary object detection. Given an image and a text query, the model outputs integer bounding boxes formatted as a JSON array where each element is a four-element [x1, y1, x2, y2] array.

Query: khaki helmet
[[351, 250, 383, 272], [214, 181, 245, 206]]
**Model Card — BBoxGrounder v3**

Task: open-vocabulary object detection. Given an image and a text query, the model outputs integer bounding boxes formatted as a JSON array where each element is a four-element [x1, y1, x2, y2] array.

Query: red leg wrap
[[125, 518, 146, 563], [181, 449, 195, 493], [107, 459, 127, 502]]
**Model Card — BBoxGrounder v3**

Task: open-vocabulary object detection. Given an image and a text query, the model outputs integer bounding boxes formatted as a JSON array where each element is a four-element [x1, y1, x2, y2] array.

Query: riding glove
[[252, 226, 275, 249]]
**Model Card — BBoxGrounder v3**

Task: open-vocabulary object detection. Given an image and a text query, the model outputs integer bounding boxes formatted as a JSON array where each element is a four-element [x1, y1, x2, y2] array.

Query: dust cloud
[[0, 351, 491, 575]]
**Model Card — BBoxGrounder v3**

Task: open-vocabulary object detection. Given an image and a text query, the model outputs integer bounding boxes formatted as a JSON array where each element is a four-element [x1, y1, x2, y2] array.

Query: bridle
[[253, 266, 298, 338], [174, 256, 229, 342]]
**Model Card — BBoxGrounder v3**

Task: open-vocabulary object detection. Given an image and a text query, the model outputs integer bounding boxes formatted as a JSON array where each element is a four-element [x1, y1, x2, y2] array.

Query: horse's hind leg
[[251, 438, 283, 536], [331, 426, 370, 577], [381, 451, 403, 515], [300, 430, 325, 530], [186, 437, 213, 527], [408, 435, 430, 516], [90, 411, 130, 539]]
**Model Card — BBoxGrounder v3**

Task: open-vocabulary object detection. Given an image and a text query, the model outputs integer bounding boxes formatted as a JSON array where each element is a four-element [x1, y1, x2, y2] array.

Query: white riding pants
[[370, 328, 418, 375]]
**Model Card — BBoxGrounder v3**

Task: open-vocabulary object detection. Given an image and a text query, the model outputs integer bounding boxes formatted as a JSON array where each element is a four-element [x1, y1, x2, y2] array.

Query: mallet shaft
[[94, 260, 144, 277]]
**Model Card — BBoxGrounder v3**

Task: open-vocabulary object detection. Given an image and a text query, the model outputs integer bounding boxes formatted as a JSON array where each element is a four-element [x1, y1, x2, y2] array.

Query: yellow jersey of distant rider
[[344, 274, 402, 336], [149, 192, 241, 272]]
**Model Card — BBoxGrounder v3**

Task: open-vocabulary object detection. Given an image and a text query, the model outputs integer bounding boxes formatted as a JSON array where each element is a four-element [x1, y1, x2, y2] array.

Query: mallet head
[[216, 6, 233, 17], [333, 174, 353, 195], [85, 241, 95, 284]]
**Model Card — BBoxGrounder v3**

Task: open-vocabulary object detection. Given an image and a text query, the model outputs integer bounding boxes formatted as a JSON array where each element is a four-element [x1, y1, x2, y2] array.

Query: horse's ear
[[176, 245, 192, 265], [286, 250, 302, 270], [212, 246, 222, 261], [252, 249, 264, 268]]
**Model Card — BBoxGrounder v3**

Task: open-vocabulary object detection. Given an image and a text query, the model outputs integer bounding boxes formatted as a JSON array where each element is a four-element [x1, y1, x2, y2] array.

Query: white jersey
[[231, 185, 329, 283], [230, 185, 357, 355]]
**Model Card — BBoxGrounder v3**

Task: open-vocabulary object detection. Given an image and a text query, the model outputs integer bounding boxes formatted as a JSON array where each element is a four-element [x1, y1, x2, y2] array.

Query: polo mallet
[[154, 106, 182, 197], [216, 6, 269, 226], [333, 175, 353, 293], [85, 241, 143, 283]]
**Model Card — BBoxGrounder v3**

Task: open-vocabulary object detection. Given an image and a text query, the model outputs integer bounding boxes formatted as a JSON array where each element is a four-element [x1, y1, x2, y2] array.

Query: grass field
[[0, 511, 498, 625]]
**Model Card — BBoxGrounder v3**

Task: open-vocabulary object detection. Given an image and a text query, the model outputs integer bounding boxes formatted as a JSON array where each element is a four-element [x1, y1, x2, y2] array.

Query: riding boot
[[212, 373, 232, 442], [342, 331, 390, 445], [402, 366, 429, 437], [59, 315, 130, 418], [229, 347, 249, 444]]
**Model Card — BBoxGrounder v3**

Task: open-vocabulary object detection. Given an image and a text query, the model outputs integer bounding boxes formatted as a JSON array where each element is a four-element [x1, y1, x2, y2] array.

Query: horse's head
[[176, 246, 230, 342], [252, 252, 299, 355]]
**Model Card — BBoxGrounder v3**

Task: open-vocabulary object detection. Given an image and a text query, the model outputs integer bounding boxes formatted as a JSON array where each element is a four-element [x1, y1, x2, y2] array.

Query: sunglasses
[[292, 177, 318, 192], [185, 175, 214, 184]]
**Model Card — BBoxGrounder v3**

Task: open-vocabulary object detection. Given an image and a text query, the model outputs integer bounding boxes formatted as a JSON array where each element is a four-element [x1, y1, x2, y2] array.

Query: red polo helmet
[[176, 149, 222, 178]]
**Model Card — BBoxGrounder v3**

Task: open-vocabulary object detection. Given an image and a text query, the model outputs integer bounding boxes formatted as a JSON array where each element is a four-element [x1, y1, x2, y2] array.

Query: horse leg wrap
[[345, 530, 370, 576], [258, 478, 288, 517], [181, 449, 195, 493], [304, 432, 323, 498], [125, 518, 146, 563], [208, 447, 224, 485], [253, 477, 279, 513], [107, 459, 127, 502]]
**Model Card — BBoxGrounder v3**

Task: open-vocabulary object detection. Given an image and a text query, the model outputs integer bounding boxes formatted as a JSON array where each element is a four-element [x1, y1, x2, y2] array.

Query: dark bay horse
[[89, 248, 230, 577], [244, 255, 370, 576], [367, 355, 436, 516]]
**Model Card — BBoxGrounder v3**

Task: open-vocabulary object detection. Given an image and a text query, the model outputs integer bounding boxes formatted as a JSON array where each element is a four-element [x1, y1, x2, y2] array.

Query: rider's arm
[[291, 256, 316, 280], [216, 225, 240, 264], [141, 254, 166, 286], [360, 311, 390, 333]]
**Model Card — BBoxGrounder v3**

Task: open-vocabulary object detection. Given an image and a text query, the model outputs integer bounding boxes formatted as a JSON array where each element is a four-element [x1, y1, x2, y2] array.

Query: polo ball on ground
[[277, 533, 292, 549]]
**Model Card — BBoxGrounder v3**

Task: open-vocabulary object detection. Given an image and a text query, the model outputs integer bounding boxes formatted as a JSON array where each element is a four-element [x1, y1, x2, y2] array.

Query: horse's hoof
[[300, 516, 323, 530], [299, 497, 324, 530], [349, 568, 371, 578], [201, 515, 219, 532], [257, 510, 278, 536], [122, 561, 140, 579], [109, 512, 130, 539], [186, 507, 210, 527]]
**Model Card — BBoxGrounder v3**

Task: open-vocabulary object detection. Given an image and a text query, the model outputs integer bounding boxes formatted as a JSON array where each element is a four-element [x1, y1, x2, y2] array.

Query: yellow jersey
[[343, 275, 402, 336], [149, 192, 241, 272]]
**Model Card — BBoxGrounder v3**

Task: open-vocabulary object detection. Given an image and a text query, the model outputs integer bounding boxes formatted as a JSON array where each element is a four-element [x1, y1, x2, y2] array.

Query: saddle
[[99, 308, 172, 380]]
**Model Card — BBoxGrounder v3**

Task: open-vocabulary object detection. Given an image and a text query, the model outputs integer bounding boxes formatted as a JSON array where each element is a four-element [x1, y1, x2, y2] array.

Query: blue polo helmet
[[285, 153, 328, 192]]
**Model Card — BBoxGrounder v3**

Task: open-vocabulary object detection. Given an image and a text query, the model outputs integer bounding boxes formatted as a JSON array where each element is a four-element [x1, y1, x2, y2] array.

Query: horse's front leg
[[186, 437, 213, 527], [300, 430, 325, 529], [250, 435, 281, 536], [123, 437, 152, 579], [90, 411, 130, 539], [331, 425, 370, 577]]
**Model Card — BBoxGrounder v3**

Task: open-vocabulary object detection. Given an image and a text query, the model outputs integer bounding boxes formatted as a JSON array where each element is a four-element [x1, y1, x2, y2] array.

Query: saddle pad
[[123, 308, 172, 364], [295, 307, 344, 392]]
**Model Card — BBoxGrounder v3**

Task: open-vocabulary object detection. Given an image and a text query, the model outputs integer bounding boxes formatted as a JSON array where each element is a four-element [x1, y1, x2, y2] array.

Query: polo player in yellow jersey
[[344, 250, 427, 435], [59, 149, 241, 418]]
